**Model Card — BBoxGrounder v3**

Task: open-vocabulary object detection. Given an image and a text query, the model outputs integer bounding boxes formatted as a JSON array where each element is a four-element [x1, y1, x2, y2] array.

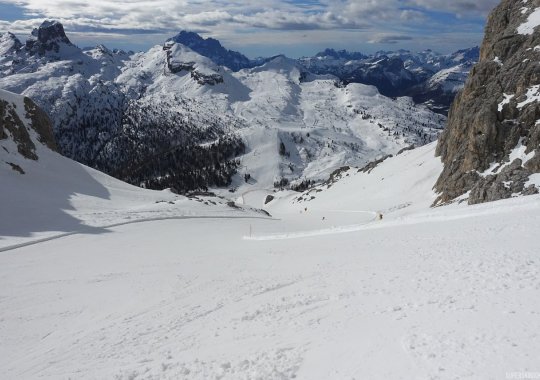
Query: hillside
[[0, 89, 264, 250], [2, 139, 540, 379]]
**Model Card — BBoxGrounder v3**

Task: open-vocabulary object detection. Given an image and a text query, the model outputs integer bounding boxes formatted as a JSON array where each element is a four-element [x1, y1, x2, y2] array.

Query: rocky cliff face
[[0, 89, 57, 171], [435, 0, 540, 205], [25, 20, 74, 55]]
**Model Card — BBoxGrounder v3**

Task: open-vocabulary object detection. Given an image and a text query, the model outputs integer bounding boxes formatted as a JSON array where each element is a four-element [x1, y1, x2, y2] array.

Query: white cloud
[[0, 0, 501, 55]]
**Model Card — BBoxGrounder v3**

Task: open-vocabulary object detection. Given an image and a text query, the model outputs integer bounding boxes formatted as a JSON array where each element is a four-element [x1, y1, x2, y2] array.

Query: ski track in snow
[[244, 210, 377, 240], [1, 204, 539, 380], [0, 215, 277, 254]]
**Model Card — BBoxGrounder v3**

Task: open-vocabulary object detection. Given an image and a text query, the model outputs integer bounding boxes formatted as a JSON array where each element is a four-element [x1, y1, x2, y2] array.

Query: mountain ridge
[[0, 21, 445, 194]]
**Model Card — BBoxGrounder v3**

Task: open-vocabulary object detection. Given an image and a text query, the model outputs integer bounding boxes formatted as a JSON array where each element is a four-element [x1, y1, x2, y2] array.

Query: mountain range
[[0, 21, 446, 194], [166, 30, 479, 114]]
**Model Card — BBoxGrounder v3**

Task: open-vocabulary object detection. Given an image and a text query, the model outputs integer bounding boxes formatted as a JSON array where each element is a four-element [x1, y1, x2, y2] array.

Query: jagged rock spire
[[26, 20, 73, 55]]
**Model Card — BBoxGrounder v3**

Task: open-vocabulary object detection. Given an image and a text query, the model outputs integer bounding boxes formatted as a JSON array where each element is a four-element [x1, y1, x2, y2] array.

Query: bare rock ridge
[[435, 0, 540, 205], [0, 89, 57, 164]]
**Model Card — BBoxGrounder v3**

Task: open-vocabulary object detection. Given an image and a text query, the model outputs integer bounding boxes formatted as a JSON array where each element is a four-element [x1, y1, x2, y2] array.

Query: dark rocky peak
[[112, 48, 129, 56], [435, 0, 540, 205], [172, 31, 219, 49], [384, 56, 407, 71], [164, 42, 224, 86], [374, 49, 411, 58], [362, 55, 408, 74], [26, 20, 73, 55], [33, 20, 71, 45], [168, 30, 252, 71]]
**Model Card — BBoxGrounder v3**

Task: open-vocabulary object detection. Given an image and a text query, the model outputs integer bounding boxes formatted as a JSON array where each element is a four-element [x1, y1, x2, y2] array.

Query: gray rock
[[25, 20, 73, 55], [0, 94, 57, 161], [435, 0, 540, 205]]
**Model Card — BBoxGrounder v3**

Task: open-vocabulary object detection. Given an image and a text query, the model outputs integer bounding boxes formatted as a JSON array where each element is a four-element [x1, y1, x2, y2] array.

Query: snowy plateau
[[1, 8, 540, 380]]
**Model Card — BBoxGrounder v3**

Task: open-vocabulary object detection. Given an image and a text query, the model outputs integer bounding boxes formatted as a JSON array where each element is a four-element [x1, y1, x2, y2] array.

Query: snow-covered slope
[[0, 135, 264, 251], [0, 21, 446, 194], [2, 140, 540, 379], [264, 142, 443, 219], [0, 91, 264, 250]]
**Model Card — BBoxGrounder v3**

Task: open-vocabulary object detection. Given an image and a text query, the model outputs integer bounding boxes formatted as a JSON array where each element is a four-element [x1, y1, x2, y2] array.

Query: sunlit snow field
[[1, 143, 540, 379]]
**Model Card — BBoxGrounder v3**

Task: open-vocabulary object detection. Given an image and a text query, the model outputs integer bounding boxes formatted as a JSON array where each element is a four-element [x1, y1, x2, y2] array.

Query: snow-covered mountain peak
[[167, 30, 252, 72], [301, 46, 479, 114], [0, 21, 446, 194], [248, 54, 307, 82], [0, 32, 22, 56], [164, 42, 225, 85]]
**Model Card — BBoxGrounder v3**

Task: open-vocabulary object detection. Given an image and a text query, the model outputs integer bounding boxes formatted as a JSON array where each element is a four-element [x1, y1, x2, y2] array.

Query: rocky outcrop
[[25, 20, 73, 55], [0, 90, 57, 162], [165, 42, 224, 85], [434, 0, 540, 205], [24, 97, 57, 151]]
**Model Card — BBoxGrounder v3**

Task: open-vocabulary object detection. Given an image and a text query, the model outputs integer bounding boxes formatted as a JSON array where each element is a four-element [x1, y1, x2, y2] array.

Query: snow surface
[[518, 7, 540, 34], [426, 64, 470, 93], [517, 84, 540, 109], [1, 28, 540, 380], [2, 139, 540, 379], [499, 93, 515, 112]]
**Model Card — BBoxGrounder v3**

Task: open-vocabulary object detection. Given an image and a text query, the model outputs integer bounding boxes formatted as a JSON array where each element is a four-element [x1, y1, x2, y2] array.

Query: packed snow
[[2, 135, 540, 379]]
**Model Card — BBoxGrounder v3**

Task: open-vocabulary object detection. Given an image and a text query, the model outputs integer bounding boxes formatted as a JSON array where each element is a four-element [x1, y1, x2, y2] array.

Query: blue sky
[[0, 0, 500, 57]]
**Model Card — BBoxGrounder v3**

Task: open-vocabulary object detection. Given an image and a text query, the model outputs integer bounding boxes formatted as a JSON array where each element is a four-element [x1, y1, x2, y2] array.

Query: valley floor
[[1, 194, 540, 379]]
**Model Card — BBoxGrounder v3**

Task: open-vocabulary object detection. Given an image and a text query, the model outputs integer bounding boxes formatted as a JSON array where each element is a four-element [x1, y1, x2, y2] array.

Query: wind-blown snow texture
[[0, 22, 446, 194]]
